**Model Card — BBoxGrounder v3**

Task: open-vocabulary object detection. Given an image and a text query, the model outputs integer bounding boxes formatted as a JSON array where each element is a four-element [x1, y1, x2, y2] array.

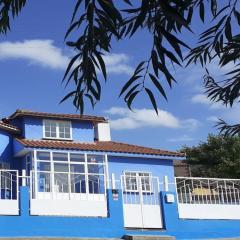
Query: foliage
[[182, 135, 240, 178], [0, 0, 26, 34], [0, 0, 240, 135]]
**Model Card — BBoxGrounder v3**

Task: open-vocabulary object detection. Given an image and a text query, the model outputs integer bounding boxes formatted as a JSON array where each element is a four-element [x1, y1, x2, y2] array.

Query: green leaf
[[94, 51, 107, 80], [60, 91, 76, 103], [126, 90, 139, 110], [199, 2, 205, 22], [145, 88, 158, 114], [124, 83, 141, 101], [85, 93, 95, 108], [119, 75, 141, 97], [151, 50, 159, 77], [149, 73, 167, 100], [71, 0, 84, 23], [63, 53, 81, 81], [225, 17, 232, 42]]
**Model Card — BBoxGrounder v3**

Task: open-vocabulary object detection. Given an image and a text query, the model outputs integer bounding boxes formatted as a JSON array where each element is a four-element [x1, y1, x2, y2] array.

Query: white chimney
[[95, 122, 111, 141]]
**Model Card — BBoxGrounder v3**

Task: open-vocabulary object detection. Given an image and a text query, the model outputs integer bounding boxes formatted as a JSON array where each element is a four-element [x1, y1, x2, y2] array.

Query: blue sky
[[0, 1, 239, 151]]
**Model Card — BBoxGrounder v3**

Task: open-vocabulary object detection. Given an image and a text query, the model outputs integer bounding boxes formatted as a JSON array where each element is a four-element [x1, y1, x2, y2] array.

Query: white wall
[[30, 198, 107, 217], [0, 200, 19, 215], [95, 122, 111, 141], [178, 203, 240, 219]]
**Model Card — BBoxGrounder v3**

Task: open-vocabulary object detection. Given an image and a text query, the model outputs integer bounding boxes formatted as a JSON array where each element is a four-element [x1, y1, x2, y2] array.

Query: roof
[[16, 138, 185, 158], [0, 121, 21, 134], [6, 109, 107, 123]]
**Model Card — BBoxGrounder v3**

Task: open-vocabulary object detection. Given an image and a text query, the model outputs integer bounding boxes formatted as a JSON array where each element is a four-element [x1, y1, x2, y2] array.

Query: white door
[[121, 172, 163, 229]]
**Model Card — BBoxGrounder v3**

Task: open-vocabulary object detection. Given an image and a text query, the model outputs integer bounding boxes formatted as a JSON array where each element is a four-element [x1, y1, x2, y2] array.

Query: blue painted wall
[[22, 117, 94, 142], [0, 187, 125, 238], [72, 120, 94, 142], [108, 156, 175, 191], [1, 187, 240, 239], [0, 129, 13, 165]]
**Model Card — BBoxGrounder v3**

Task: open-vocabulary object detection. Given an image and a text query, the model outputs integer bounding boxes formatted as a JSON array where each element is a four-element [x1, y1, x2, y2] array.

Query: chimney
[[94, 122, 111, 141]]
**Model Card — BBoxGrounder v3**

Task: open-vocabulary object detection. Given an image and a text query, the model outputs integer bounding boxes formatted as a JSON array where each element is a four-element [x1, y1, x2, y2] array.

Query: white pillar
[[164, 175, 169, 192], [111, 173, 116, 189], [22, 169, 26, 186]]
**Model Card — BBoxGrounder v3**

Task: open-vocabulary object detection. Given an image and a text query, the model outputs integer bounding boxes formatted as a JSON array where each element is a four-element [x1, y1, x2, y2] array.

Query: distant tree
[[182, 135, 240, 178], [0, 0, 240, 135]]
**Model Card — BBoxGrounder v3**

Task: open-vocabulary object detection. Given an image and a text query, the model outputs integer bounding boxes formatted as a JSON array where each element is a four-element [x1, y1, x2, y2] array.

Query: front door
[[121, 172, 163, 229]]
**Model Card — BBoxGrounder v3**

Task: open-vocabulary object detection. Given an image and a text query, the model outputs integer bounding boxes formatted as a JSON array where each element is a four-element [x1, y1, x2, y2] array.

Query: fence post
[[164, 176, 169, 192], [22, 170, 26, 187], [112, 173, 116, 190]]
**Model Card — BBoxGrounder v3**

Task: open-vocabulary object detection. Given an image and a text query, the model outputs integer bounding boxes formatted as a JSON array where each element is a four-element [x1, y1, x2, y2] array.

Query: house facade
[[0, 109, 240, 239]]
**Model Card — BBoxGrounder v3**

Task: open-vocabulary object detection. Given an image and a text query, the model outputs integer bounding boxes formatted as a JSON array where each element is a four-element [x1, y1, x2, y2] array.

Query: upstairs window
[[43, 120, 72, 140]]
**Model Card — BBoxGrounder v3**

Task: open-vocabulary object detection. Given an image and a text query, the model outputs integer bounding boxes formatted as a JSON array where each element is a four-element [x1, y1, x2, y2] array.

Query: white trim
[[123, 171, 153, 193], [43, 119, 72, 140]]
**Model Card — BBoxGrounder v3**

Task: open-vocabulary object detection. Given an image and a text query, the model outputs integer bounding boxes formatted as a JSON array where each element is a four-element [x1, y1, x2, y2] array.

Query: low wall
[[127, 192, 240, 239], [0, 187, 124, 238], [1, 188, 240, 239]]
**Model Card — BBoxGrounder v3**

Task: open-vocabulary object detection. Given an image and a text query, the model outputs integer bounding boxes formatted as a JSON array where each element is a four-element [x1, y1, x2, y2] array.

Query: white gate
[[0, 170, 19, 215], [121, 174, 163, 229]]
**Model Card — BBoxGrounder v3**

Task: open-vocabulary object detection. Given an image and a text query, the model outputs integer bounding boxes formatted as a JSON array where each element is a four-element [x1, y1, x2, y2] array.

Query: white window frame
[[43, 120, 73, 140], [33, 150, 107, 196], [123, 171, 152, 193]]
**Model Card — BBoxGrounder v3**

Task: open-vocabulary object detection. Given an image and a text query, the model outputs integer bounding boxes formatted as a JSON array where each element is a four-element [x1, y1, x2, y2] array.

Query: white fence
[[176, 177, 240, 205], [0, 170, 19, 215], [176, 177, 240, 219]]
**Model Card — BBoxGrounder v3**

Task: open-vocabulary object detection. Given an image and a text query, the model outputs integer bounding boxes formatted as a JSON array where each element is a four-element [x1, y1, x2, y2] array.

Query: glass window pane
[[70, 164, 84, 173], [37, 152, 50, 161], [88, 175, 105, 194], [54, 163, 69, 172], [54, 173, 69, 193], [53, 152, 68, 162], [45, 132, 51, 138], [70, 154, 85, 162], [37, 162, 50, 171], [50, 131, 57, 138], [87, 164, 104, 174], [64, 133, 71, 139], [59, 132, 65, 138], [38, 172, 51, 192], [71, 174, 86, 193], [125, 176, 137, 191], [87, 155, 104, 163]]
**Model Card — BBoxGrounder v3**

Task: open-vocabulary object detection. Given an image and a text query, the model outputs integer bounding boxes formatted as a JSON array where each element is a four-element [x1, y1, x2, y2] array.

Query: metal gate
[[121, 173, 163, 229]]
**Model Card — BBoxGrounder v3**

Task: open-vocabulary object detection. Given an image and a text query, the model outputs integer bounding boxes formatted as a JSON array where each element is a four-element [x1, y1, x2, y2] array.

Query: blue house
[[0, 109, 240, 239]]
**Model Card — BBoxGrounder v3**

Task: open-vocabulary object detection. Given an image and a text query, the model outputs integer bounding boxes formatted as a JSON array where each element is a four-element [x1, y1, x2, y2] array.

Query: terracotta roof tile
[[6, 109, 107, 123], [0, 121, 21, 134], [16, 138, 185, 158]]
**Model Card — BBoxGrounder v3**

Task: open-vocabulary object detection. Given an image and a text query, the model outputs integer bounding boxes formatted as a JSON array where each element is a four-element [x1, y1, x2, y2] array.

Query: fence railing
[[176, 177, 240, 205], [0, 170, 18, 200]]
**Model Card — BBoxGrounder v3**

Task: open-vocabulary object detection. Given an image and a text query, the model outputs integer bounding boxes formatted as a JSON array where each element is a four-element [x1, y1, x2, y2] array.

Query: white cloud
[[0, 40, 68, 69], [105, 107, 200, 130], [0, 39, 133, 74], [191, 94, 225, 110], [206, 116, 219, 122], [168, 135, 194, 142]]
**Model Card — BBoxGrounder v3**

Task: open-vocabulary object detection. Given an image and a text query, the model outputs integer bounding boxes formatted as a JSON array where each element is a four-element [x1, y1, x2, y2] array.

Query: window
[[124, 171, 152, 193], [43, 120, 72, 140], [35, 151, 106, 195]]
